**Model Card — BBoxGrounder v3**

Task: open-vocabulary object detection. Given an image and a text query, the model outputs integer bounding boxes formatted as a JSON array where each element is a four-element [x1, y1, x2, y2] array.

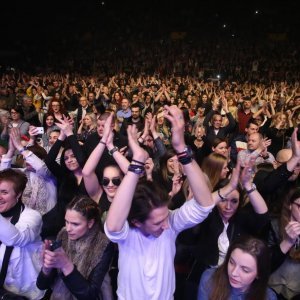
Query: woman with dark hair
[[37, 196, 114, 300], [198, 236, 277, 300], [0, 169, 44, 299], [268, 187, 300, 299], [0, 106, 30, 141], [42, 117, 87, 240], [177, 159, 269, 298], [41, 113, 60, 148]]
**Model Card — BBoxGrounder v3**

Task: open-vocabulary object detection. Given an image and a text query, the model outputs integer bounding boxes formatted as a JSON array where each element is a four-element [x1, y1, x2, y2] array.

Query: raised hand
[[102, 112, 114, 143], [163, 105, 185, 152], [240, 158, 256, 189], [127, 125, 149, 163], [55, 115, 74, 136]]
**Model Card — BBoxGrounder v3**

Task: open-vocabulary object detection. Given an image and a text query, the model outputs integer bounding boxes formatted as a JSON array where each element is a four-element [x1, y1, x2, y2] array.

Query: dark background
[[1, 0, 299, 73]]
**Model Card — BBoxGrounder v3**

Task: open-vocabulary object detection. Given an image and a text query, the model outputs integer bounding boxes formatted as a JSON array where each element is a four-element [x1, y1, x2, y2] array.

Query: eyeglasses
[[145, 138, 153, 143], [52, 104, 60, 107], [101, 177, 121, 187]]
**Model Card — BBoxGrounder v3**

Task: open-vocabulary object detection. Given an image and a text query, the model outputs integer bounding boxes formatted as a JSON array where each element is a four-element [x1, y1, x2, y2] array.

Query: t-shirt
[[104, 198, 214, 300]]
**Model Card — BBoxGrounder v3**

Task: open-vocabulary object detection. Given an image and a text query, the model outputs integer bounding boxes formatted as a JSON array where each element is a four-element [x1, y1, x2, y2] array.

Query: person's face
[[88, 93, 95, 103], [65, 209, 94, 240], [49, 132, 59, 146], [23, 97, 33, 106], [145, 95, 151, 104], [195, 127, 205, 139], [220, 162, 229, 179], [246, 124, 259, 136], [213, 115, 222, 129], [0, 180, 20, 213], [132, 95, 138, 102], [167, 155, 178, 174], [64, 149, 80, 172], [227, 248, 258, 292], [54, 92, 60, 100], [10, 109, 21, 121], [217, 190, 239, 222], [46, 116, 54, 127], [84, 116, 92, 126], [114, 93, 121, 100], [51, 101, 60, 113], [96, 119, 105, 137], [228, 99, 233, 106], [243, 100, 252, 109], [202, 95, 208, 103], [102, 166, 122, 200], [197, 107, 205, 116], [135, 205, 169, 237], [144, 135, 154, 149], [121, 99, 129, 110], [79, 98, 88, 107], [213, 142, 228, 157], [247, 133, 260, 151], [131, 108, 140, 120], [290, 198, 300, 222]]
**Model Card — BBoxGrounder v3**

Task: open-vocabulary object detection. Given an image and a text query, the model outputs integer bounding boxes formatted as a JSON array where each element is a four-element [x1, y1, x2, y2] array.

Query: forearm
[[182, 160, 213, 207], [82, 142, 106, 176], [0, 213, 41, 247], [106, 171, 139, 232]]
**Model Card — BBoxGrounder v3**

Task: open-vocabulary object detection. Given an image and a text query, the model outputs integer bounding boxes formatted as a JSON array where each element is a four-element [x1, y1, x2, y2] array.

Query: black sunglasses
[[101, 177, 121, 187]]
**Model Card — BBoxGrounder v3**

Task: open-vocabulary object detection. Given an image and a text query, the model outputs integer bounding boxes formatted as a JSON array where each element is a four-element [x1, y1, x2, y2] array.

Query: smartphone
[[49, 240, 62, 251], [36, 127, 44, 134]]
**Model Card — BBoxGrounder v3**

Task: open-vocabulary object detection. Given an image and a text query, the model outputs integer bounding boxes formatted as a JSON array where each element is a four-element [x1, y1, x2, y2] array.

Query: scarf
[[50, 225, 110, 300], [0, 200, 23, 218]]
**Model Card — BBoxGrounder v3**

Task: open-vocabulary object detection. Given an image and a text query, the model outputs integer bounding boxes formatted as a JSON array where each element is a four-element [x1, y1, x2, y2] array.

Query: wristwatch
[[108, 146, 119, 156], [245, 183, 256, 195]]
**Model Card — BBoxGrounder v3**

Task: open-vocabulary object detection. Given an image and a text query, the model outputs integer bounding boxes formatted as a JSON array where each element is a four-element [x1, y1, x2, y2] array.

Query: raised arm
[[164, 105, 213, 207], [82, 115, 115, 201], [105, 125, 148, 232]]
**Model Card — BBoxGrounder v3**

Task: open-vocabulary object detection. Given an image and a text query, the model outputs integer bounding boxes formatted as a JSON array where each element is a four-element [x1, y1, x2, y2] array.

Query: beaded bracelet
[[131, 159, 145, 166]]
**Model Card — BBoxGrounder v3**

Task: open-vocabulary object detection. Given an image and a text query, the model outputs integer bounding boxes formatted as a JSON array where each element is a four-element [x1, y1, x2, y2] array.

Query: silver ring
[[248, 168, 252, 172]]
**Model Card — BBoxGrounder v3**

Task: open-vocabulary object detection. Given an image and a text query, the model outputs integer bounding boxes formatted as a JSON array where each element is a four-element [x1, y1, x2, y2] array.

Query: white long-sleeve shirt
[[105, 199, 214, 300]]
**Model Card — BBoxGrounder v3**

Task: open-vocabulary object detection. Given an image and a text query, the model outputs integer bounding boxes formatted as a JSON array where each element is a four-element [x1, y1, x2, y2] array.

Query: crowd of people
[[0, 70, 300, 300]]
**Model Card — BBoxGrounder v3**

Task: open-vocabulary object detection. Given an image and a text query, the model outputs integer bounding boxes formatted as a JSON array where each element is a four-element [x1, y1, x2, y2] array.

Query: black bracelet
[[99, 140, 106, 146], [128, 164, 145, 175], [131, 159, 145, 166], [218, 189, 226, 200]]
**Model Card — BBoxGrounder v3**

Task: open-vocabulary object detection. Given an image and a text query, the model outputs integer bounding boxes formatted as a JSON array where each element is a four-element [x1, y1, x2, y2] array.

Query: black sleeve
[[203, 109, 215, 128], [66, 134, 86, 168], [224, 112, 236, 133], [270, 244, 287, 272], [254, 163, 293, 195], [45, 139, 64, 178], [62, 242, 114, 300], [36, 269, 58, 290]]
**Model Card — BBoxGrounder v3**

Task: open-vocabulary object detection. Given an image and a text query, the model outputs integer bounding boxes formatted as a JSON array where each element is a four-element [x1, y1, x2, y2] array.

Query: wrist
[[61, 261, 74, 276]]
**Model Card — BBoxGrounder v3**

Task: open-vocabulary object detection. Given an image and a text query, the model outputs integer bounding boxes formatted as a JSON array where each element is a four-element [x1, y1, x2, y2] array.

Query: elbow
[[105, 220, 123, 233]]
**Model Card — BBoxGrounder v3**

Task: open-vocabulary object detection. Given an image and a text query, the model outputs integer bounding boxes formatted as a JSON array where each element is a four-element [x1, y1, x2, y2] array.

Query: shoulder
[[16, 206, 42, 231]]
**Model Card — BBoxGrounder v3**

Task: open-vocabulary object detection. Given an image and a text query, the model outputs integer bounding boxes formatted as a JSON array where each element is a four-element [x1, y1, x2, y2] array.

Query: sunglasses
[[101, 177, 121, 187]]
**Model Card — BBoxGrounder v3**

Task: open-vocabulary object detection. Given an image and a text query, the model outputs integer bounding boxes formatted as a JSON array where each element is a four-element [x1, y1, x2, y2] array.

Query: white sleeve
[[0, 156, 12, 171], [23, 151, 51, 177], [0, 208, 42, 247], [169, 198, 214, 234], [104, 221, 129, 243]]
